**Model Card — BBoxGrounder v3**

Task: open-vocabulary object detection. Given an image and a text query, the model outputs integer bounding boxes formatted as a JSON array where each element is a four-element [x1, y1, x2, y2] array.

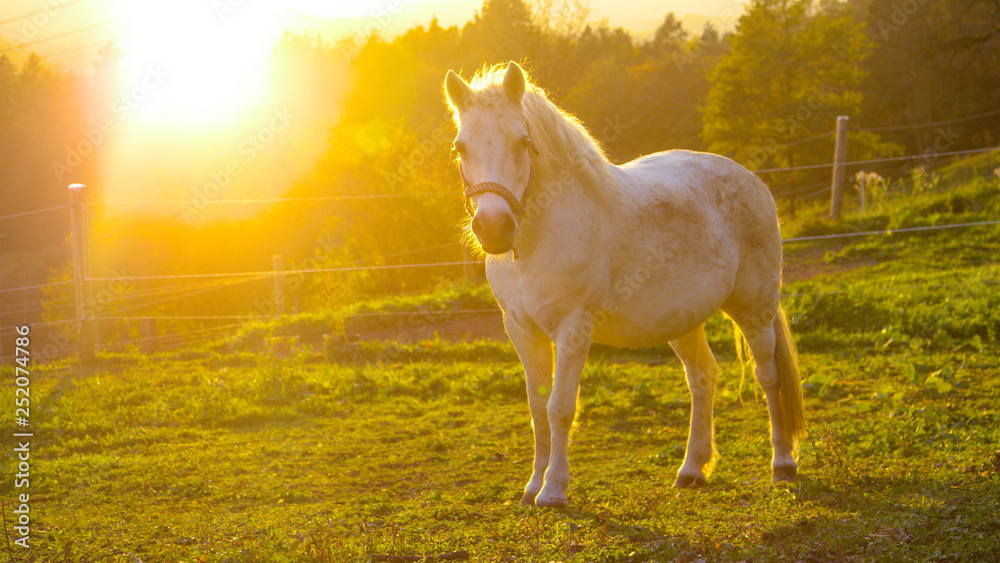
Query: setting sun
[[117, 0, 282, 123], [115, 0, 417, 123]]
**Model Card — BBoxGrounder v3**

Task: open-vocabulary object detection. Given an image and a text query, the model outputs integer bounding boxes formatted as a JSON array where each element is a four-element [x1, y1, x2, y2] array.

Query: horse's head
[[445, 62, 535, 256]]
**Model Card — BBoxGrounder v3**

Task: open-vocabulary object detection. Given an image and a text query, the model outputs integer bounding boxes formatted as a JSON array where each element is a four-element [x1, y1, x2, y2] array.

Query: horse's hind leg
[[734, 310, 804, 482], [669, 324, 718, 488]]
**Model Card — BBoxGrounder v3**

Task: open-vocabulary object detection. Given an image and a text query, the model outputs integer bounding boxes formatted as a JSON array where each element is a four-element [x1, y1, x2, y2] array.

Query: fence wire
[[2, 143, 998, 363]]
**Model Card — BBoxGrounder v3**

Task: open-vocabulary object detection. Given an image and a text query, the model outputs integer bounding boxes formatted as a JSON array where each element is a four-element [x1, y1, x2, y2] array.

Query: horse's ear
[[504, 61, 526, 104], [445, 70, 474, 112]]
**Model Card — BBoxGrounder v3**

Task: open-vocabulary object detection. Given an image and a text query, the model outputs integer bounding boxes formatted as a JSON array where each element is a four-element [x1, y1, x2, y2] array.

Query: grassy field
[[3, 170, 1000, 562]]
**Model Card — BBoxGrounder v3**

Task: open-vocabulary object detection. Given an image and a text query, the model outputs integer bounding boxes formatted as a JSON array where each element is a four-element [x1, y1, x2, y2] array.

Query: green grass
[[7, 346, 999, 562], [2, 162, 999, 562], [219, 283, 500, 352], [783, 154, 1000, 241]]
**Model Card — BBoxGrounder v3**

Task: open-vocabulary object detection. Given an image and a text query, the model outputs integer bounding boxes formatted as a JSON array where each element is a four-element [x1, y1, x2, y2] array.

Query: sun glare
[[100, 0, 371, 206], [113, 0, 426, 124], [118, 0, 286, 124]]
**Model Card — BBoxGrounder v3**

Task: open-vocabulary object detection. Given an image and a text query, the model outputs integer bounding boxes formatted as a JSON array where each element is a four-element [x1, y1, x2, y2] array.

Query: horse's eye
[[518, 137, 533, 153], [453, 140, 467, 157]]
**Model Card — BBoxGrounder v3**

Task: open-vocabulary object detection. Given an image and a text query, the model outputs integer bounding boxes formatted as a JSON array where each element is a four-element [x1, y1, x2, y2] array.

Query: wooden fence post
[[461, 243, 472, 282], [273, 254, 286, 316], [830, 115, 849, 221], [140, 317, 158, 354], [860, 173, 866, 214], [68, 183, 95, 364]]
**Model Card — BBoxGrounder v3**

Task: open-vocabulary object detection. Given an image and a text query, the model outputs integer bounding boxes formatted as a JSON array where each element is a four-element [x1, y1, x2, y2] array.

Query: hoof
[[673, 474, 706, 488], [519, 491, 538, 507], [772, 464, 798, 483], [534, 495, 568, 508]]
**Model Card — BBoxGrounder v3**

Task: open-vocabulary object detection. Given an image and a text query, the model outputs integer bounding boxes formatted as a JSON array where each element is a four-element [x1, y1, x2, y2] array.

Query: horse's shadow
[[536, 470, 998, 561]]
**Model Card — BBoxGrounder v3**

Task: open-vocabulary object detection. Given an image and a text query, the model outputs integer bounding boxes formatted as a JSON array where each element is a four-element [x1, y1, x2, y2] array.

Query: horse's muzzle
[[472, 208, 517, 255]]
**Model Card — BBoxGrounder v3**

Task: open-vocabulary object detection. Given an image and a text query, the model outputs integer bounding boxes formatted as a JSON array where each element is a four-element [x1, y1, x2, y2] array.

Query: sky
[[0, 0, 747, 209], [0, 0, 747, 72], [0, 0, 747, 124]]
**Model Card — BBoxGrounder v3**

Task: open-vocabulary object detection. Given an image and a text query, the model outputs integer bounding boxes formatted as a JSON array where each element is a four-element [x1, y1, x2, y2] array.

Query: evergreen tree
[[460, 0, 541, 65]]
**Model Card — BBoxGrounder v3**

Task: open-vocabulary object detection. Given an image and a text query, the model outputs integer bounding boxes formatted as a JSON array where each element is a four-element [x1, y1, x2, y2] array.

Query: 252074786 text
[[12, 324, 32, 549]]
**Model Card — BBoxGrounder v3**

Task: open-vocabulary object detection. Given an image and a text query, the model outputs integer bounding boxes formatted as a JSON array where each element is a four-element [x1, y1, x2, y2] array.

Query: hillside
[[220, 153, 1000, 361], [6, 158, 999, 562]]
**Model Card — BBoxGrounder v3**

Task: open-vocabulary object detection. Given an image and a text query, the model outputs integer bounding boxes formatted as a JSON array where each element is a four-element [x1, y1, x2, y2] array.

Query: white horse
[[445, 62, 805, 508]]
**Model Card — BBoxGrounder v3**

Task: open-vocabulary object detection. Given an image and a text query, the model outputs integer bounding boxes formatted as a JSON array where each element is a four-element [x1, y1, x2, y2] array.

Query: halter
[[460, 159, 534, 259]]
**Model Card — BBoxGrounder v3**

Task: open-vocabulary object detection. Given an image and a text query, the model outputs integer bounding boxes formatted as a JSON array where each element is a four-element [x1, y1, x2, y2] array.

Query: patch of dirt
[[783, 243, 881, 283], [347, 244, 882, 344], [347, 311, 507, 344]]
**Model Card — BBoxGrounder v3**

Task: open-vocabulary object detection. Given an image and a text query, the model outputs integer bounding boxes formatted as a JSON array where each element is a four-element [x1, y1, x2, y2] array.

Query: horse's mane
[[462, 65, 619, 205]]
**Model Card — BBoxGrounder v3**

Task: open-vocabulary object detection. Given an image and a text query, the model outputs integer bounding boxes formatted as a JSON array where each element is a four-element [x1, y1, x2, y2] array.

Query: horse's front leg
[[669, 324, 719, 487], [535, 323, 591, 508], [505, 318, 554, 506]]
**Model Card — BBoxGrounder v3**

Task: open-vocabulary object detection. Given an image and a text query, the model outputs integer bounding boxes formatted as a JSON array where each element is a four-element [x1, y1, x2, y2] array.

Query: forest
[[1, 0, 999, 358]]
